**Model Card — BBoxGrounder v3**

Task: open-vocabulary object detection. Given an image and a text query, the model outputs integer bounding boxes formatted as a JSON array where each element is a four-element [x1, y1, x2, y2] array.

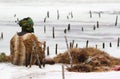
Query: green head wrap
[[19, 17, 34, 33]]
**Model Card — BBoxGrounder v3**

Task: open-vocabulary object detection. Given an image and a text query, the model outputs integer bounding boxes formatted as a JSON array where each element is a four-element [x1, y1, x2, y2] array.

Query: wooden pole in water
[[68, 24, 71, 31], [52, 27, 55, 38], [71, 11, 73, 18], [42, 42, 46, 68], [117, 37, 119, 47], [95, 44, 97, 49], [43, 41, 46, 56], [110, 42, 112, 47], [62, 65, 65, 79], [70, 42, 72, 48], [44, 17, 46, 23], [89, 10, 92, 18], [47, 11, 49, 18], [57, 10, 59, 20], [93, 25, 96, 30], [44, 25, 46, 33], [82, 27, 84, 31], [98, 12, 101, 18], [86, 40, 89, 48], [72, 40, 74, 48], [67, 16, 69, 19], [103, 42, 105, 49], [97, 21, 99, 28], [1, 32, 3, 39], [115, 16, 118, 26], [76, 43, 78, 48], [47, 46, 49, 56], [64, 29, 67, 34], [55, 44, 58, 55]]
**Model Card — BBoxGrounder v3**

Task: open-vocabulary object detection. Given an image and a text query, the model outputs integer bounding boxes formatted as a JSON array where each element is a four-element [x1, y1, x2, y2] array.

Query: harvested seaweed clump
[[0, 52, 11, 62], [67, 64, 93, 72], [54, 48, 89, 64], [54, 47, 120, 72]]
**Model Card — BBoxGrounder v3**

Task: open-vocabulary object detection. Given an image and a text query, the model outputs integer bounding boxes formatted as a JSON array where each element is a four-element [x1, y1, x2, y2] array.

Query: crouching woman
[[10, 17, 45, 68]]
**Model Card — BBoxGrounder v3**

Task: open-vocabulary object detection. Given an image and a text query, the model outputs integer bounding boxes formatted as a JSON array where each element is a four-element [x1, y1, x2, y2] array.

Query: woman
[[10, 17, 45, 68]]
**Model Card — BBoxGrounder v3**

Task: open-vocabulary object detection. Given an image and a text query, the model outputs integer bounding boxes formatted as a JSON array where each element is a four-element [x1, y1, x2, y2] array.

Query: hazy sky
[[0, 0, 120, 3]]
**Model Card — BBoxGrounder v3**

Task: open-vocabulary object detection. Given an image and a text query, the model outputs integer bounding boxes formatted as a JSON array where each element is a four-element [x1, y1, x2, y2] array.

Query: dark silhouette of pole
[[86, 40, 89, 48], [89, 10, 92, 18], [47, 46, 49, 56], [52, 27, 55, 38], [47, 11, 49, 18], [117, 37, 119, 47], [115, 16, 118, 26], [57, 10, 59, 20], [55, 44, 58, 55], [97, 21, 99, 28], [68, 24, 71, 31]]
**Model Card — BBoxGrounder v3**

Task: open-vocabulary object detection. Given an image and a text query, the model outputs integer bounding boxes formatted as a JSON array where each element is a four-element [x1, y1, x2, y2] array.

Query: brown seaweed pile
[[54, 47, 120, 72], [0, 52, 11, 62]]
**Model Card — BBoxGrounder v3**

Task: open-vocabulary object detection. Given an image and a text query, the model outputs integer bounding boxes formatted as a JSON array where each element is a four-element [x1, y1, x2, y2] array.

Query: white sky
[[0, 0, 120, 3]]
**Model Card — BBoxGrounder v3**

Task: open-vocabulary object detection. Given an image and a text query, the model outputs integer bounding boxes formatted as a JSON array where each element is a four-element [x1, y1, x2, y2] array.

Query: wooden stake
[[103, 42, 105, 49], [57, 10, 59, 20], [89, 10, 92, 18], [42, 41, 46, 57], [62, 65, 65, 79], [95, 44, 97, 49], [64, 29, 67, 34], [117, 37, 119, 47], [86, 40, 89, 48], [44, 18, 46, 23], [70, 42, 72, 48], [1, 32, 3, 39], [68, 24, 71, 31], [64, 36, 72, 67], [98, 12, 101, 18], [76, 43, 78, 48], [110, 42, 112, 47], [47, 46, 49, 56], [82, 27, 84, 31], [55, 44, 58, 55], [97, 21, 99, 28], [44, 25, 46, 33], [42, 42, 46, 67], [72, 40, 74, 48], [93, 25, 96, 30], [67, 16, 69, 19], [47, 11, 49, 18], [71, 11, 73, 18], [52, 27, 55, 38], [115, 16, 118, 26]]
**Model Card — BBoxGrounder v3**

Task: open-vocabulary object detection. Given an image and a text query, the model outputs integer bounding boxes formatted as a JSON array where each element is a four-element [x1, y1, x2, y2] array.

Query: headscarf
[[19, 17, 34, 33]]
